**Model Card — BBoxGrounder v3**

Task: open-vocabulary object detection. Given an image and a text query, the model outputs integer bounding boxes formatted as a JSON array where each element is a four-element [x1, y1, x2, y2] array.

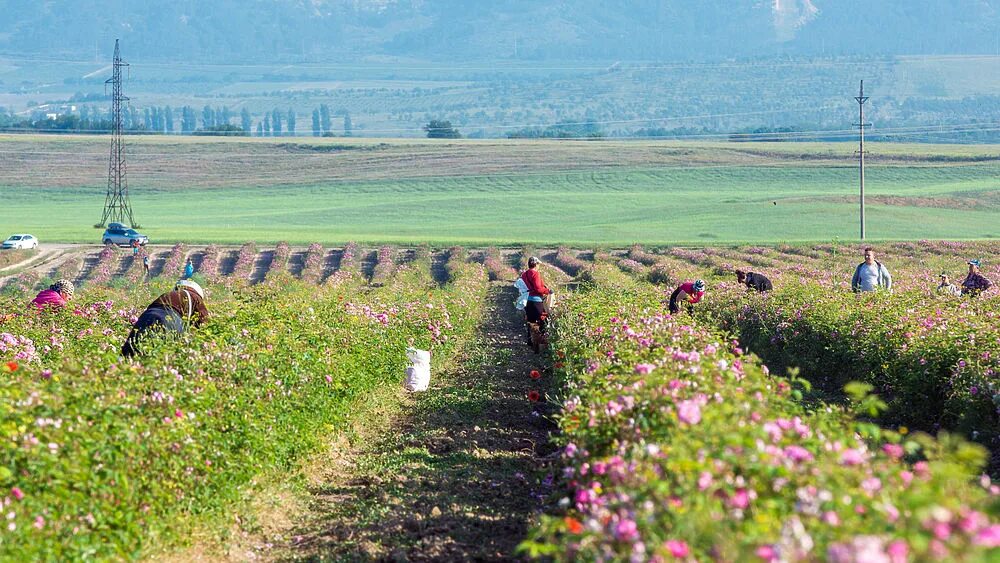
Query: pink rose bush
[[198, 244, 221, 282], [87, 245, 119, 286], [699, 242, 1000, 456], [326, 241, 363, 286], [160, 243, 186, 279], [553, 247, 590, 278], [370, 245, 397, 287], [483, 246, 517, 282], [0, 249, 487, 559], [264, 241, 292, 282], [523, 264, 1000, 561], [230, 241, 257, 283], [299, 243, 326, 284]]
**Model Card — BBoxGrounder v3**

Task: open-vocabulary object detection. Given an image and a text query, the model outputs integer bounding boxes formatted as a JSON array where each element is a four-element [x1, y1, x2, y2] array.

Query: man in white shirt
[[937, 273, 961, 297], [851, 247, 892, 293]]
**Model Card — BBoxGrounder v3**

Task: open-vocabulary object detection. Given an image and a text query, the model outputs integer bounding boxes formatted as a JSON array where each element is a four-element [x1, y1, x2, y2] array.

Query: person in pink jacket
[[668, 279, 705, 315], [31, 279, 75, 309]]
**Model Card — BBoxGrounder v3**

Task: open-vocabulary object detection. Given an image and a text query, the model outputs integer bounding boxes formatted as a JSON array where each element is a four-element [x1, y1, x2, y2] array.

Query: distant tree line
[[309, 104, 351, 137], [506, 120, 603, 139], [424, 119, 461, 138], [0, 102, 355, 137]]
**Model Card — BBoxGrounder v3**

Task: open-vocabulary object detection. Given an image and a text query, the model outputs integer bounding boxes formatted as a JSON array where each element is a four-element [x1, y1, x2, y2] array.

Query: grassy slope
[[1, 136, 999, 245]]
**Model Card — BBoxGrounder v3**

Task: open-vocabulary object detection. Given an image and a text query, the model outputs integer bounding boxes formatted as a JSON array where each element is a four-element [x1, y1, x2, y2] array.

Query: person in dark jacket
[[736, 269, 773, 293], [122, 280, 209, 358], [962, 259, 993, 297]]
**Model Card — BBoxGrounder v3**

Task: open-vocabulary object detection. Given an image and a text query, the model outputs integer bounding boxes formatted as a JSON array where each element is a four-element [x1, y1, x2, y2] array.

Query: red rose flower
[[530, 370, 542, 380], [528, 390, 542, 402], [564, 517, 584, 534]]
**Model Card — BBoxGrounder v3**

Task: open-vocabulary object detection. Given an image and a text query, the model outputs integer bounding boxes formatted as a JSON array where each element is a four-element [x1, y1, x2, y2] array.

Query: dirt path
[[0, 244, 83, 288], [269, 282, 559, 561]]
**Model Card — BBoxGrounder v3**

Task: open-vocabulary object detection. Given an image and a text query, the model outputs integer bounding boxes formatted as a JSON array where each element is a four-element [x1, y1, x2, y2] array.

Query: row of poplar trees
[[121, 104, 351, 136]]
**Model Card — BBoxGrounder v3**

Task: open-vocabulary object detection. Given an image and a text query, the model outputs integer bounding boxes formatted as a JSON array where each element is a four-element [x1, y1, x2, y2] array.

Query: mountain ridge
[[0, 1, 997, 63]]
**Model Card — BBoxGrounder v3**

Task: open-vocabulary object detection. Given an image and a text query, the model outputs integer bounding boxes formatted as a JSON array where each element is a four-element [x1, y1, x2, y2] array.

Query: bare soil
[[268, 282, 560, 561]]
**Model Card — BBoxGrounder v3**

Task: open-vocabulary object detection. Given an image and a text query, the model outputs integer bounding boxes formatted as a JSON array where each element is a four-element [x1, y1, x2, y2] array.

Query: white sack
[[514, 278, 529, 311], [404, 347, 431, 392]]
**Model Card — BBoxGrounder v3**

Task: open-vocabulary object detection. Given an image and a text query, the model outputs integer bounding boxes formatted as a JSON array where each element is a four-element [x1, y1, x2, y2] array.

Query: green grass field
[[1, 136, 999, 245]]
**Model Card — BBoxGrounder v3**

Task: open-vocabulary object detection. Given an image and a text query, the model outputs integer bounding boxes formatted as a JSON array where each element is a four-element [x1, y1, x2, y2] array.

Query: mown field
[[3, 239, 1000, 560], [1, 135, 999, 245]]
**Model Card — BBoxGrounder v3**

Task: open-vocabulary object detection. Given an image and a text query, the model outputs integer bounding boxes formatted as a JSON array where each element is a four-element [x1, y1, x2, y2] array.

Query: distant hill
[[0, 0, 997, 63]]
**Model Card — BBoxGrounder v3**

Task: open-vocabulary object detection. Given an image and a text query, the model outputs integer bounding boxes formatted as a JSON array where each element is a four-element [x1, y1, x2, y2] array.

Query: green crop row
[[697, 281, 1000, 455], [0, 258, 487, 559], [523, 264, 1000, 561]]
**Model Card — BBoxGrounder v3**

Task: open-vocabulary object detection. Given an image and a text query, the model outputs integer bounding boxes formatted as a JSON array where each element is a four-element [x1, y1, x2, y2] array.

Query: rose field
[[1, 241, 1000, 560]]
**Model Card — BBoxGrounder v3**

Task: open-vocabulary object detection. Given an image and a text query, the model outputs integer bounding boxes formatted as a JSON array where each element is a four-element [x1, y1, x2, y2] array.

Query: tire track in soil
[[271, 282, 561, 561]]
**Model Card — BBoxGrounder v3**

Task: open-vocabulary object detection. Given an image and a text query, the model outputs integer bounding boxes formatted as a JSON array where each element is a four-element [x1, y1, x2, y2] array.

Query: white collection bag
[[404, 347, 431, 392], [514, 278, 529, 311]]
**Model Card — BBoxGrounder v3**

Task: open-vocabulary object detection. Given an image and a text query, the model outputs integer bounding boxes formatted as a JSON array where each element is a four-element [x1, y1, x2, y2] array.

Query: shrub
[[524, 270, 1000, 561]]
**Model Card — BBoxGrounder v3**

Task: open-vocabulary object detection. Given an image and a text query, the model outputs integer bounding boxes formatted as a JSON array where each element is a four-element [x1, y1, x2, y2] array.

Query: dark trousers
[[122, 306, 184, 358], [668, 287, 695, 315], [524, 300, 547, 347], [668, 287, 682, 314], [525, 301, 547, 328]]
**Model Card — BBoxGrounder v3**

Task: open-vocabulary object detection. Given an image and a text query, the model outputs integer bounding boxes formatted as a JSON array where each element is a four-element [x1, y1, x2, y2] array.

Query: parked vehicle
[[2, 234, 38, 249], [102, 223, 148, 246]]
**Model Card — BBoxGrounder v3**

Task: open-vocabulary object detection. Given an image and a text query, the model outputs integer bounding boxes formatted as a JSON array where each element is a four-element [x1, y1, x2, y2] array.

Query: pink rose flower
[[664, 539, 690, 558], [615, 518, 639, 542], [783, 445, 814, 463], [974, 525, 1000, 547], [881, 443, 904, 459], [886, 540, 908, 563], [677, 400, 701, 425], [756, 545, 778, 561], [729, 488, 750, 509], [697, 471, 713, 491], [840, 448, 865, 466]]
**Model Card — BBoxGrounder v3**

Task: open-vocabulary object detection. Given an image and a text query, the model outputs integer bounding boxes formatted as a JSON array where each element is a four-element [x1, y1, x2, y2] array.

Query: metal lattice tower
[[98, 39, 137, 227], [854, 80, 871, 241]]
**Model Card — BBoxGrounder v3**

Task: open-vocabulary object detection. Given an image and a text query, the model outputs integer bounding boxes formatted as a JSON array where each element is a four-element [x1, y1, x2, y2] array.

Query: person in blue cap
[[961, 259, 992, 296]]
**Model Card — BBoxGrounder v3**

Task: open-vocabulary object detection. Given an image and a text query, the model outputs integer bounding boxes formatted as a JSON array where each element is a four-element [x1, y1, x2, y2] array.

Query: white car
[[2, 234, 38, 250]]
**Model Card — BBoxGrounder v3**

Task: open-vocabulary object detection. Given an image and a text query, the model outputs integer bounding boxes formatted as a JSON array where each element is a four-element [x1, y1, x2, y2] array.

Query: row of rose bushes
[[524, 264, 1000, 561], [0, 252, 488, 559], [662, 241, 1000, 295], [695, 280, 1000, 459]]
